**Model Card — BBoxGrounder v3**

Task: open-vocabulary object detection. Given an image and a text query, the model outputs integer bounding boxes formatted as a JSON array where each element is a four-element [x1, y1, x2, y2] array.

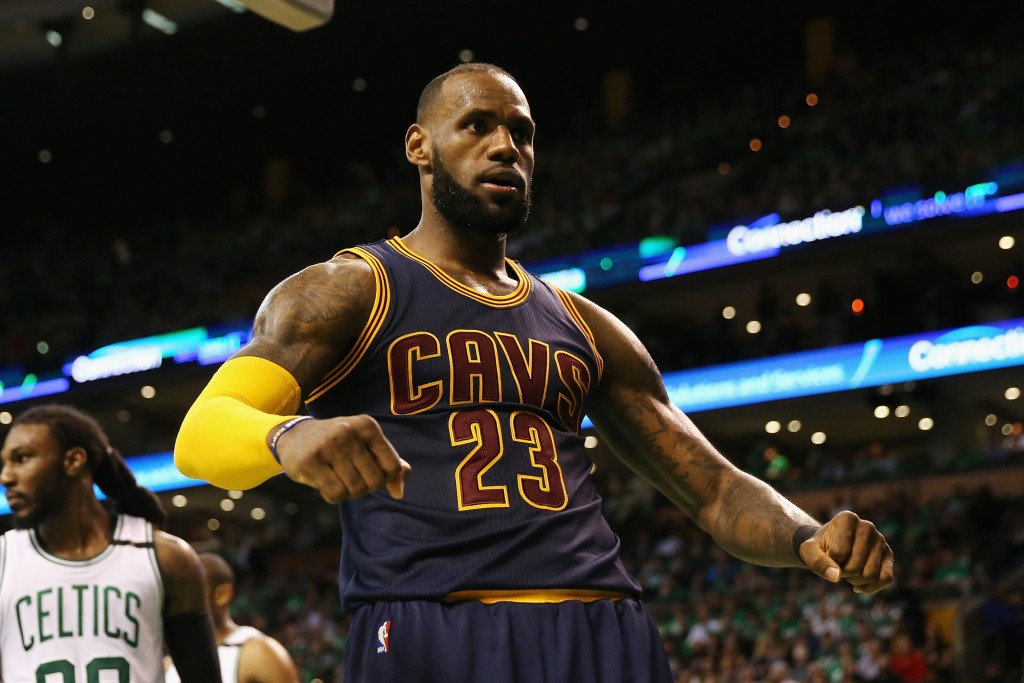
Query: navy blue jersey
[[305, 237, 642, 609]]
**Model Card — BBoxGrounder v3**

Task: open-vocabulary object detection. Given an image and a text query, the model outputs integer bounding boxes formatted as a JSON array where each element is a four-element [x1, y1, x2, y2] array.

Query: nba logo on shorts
[[376, 620, 391, 653]]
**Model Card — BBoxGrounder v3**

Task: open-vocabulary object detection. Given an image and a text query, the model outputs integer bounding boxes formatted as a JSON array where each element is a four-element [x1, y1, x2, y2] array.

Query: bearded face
[[430, 149, 532, 236], [1, 424, 74, 530]]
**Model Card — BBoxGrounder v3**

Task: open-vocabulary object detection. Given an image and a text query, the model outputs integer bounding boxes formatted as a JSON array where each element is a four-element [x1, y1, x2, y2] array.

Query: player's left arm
[[572, 292, 894, 594], [155, 531, 222, 681], [238, 634, 301, 683]]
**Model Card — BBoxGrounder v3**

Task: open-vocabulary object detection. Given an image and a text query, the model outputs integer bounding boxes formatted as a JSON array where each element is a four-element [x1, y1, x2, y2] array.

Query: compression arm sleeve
[[174, 355, 303, 490], [164, 609, 221, 683]]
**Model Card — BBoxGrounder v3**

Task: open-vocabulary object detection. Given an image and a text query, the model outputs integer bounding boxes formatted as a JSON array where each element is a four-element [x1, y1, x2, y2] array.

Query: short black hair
[[416, 62, 518, 123], [199, 552, 235, 590]]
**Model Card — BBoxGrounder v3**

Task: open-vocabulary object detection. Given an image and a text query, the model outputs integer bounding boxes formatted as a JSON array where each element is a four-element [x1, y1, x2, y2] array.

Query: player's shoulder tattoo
[[257, 255, 377, 334]]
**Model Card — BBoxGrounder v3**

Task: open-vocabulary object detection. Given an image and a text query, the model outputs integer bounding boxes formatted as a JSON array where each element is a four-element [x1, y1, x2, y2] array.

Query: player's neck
[[36, 494, 113, 560], [402, 222, 517, 293], [216, 616, 238, 644]]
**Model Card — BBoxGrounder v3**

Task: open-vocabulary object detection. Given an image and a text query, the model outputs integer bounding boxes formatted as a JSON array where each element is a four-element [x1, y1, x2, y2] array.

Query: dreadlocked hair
[[14, 404, 168, 527]]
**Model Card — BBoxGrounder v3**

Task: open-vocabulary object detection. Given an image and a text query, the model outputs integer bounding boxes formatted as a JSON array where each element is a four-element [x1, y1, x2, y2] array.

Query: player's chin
[[10, 508, 39, 529], [490, 199, 530, 226]]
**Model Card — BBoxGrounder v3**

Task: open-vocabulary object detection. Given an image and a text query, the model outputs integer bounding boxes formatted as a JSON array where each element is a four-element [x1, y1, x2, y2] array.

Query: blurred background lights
[[1006, 387, 1021, 400], [894, 405, 910, 418], [82, 6, 95, 19], [584, 435, 599, 449], [971, 271, 984, 284], [38, 149, 52, 163], [36, 341, 49, 354], [811, 431, 827, 445], [745, 320, 761, 334], [211, 0, 246, 11], [352, 78, 367, 92], [787, 420, 802, 432], [795, 292, 811, 306], [45, 30, 62, 47], [874, 405, 890, 418], [252, 104, 267, 118], [116, 410, 131, 423], [749, 138, 762, 152], [777, 115, 790, 129], [228, 490, 244, 500], [999, 235, 1015, 250], [1003, 423, 1015, 436], [220, 499, 235, 511], [140, 385, 156, 398], [0, 412, 11, 425], [985, 414, 998, 426], [805, 92, 819, 106], [851, 298, 865, 315], [765, 420, 781, 434], [722, 306, 736, 319], [207, 519, 220, 531], [141, 9, 177, 34], [171, 495, 187, 508], [251, 507, 266, 521], [574, 17, 589, 31], [459, 49, 474, 62], [159, 129, 174, 144], [918, 417, 934, 431]]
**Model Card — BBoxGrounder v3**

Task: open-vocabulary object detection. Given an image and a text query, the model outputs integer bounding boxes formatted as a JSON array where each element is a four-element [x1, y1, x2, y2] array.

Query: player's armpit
[[570, 291, 820, 567], [174, 355, 302, 490], [567, 291, 733, 518]]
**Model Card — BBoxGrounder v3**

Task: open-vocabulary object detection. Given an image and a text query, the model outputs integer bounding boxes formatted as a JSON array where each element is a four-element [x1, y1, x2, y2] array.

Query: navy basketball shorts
[[344, 598, 673, 683]]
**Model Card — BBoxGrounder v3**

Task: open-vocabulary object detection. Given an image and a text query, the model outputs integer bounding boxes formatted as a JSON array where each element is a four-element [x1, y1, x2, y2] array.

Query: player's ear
[[213, 583, 234, 609], [405, 123, 431, 169], [64, 446, 87, 476]]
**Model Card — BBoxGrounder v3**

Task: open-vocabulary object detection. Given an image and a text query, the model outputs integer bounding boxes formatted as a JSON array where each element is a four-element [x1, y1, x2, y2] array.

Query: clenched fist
[[798, 510, 895, 594], [274, 414, 411, 504]]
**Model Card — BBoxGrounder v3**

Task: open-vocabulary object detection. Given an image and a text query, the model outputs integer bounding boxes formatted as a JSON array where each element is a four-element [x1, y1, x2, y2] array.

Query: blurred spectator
[[763, 444, 792, 482], [888, 632, 929, 683], [980, 587, 1024, 677]]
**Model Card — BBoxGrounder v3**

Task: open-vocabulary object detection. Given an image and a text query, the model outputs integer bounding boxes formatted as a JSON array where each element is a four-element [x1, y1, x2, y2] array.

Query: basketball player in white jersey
[[165, 552, 299, 683], [0, 404, 221, 682]]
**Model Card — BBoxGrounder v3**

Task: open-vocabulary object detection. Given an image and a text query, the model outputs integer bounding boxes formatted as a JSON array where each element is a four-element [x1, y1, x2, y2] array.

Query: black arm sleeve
[[164, 609, 221, 682]]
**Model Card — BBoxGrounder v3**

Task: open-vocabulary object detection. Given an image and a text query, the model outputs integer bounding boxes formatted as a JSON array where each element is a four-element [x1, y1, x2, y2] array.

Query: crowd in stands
[[3, 16, 1023, 378]]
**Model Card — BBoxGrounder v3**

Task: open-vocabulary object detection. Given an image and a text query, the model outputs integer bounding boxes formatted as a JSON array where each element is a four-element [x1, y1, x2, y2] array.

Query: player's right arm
[[174, 254, 410, 501], [157, 531, 221, 682]]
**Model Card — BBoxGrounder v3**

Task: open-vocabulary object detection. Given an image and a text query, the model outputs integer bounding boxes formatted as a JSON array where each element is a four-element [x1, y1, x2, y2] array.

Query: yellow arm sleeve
[[174, 356, 304, 490]]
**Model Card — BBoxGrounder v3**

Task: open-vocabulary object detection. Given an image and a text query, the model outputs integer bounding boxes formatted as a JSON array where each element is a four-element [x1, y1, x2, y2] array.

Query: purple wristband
[[269, 415, 313, 464]]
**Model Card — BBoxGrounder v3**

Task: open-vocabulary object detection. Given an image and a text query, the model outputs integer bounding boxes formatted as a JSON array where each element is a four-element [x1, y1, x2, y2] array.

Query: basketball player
[[165, 552, 300, 683], [174, 63, 895, 682], [0, 404, 221, 682]]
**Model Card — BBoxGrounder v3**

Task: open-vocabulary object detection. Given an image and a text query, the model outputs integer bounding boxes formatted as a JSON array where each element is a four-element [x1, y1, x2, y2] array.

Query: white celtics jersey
[[0, 514, 165, 683], [164, 624, 262, 683]]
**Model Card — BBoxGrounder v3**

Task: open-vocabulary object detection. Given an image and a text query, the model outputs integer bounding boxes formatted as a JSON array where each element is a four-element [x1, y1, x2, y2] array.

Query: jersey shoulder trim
[[223, 624, 263, 646], [390, 237, 532, 308], [307, 246, 392, 402], [548, 284, 604, 381]]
